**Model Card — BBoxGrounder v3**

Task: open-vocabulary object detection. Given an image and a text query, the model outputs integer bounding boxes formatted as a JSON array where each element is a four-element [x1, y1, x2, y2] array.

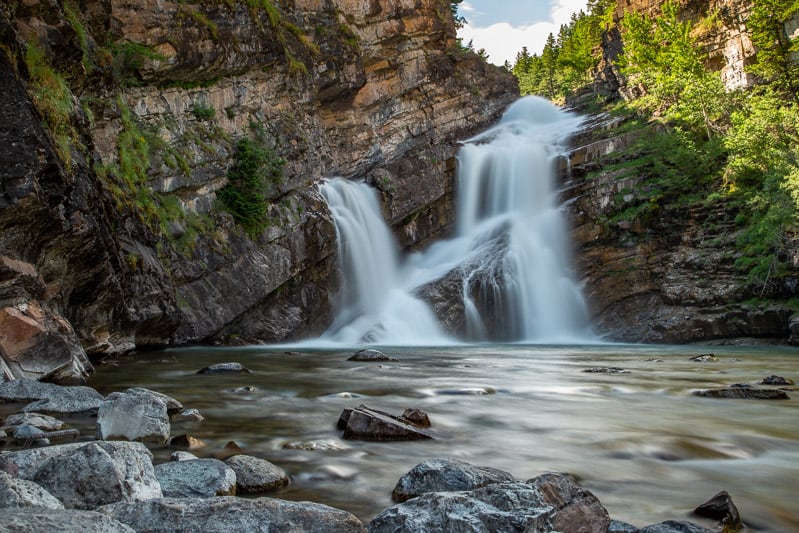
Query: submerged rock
[[760, 375, 794, 385], [583, 367, 630, 374], [225, 454, 289, 493], [640, 521, 714, 533], [689, 354, 718, 362], [391, 457, 515, 503], [0, 508, 135, 532], [693, 385, 790, 400], [692, 490, 742, 530], [337, 405, 434, 441], [99, 496, 366, 533], [155, 458, 236, 498], [197, 362, 252, 375], [347, 349, 398, 362]]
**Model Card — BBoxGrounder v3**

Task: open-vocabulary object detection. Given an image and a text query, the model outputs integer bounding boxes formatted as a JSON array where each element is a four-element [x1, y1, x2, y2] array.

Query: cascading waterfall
[[320, 96, 592, 345]]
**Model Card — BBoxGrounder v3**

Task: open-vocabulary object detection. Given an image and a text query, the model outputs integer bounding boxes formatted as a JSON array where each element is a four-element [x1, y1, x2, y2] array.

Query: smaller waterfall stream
[[320, 96, 592, 345]]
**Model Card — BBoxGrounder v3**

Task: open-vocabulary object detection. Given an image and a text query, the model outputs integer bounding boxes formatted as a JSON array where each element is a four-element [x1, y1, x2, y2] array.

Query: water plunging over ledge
[[320, 96, 592, 345]]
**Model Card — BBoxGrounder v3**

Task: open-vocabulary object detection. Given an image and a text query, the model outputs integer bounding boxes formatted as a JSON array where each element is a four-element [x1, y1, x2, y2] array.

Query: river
[[91, 342, 799, 531]]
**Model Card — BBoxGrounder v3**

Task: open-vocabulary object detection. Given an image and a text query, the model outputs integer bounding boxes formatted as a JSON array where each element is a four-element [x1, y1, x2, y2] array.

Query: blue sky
[[457, 1, 590, 66]]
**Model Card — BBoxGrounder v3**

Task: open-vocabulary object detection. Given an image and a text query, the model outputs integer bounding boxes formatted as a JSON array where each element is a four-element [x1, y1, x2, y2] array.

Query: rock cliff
[[0, 0, 518, 382]]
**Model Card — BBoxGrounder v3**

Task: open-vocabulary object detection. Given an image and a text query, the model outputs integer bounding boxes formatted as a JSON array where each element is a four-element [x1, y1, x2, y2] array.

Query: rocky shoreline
[[3, 350, 792, 532]]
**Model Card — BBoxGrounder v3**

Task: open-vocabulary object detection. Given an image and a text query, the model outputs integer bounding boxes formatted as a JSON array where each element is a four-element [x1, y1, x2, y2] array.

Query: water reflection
[[91, 344, 799, 531]]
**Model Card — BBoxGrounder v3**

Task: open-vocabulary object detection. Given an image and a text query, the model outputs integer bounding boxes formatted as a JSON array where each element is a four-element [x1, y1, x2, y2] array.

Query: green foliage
[[191, 102, 216, 120], [23, 39, 77, 168], [217, 127, 285, 237], [110, 42, 166, 87], [63, 1, 92, 73], [747, 0, 799, 100]]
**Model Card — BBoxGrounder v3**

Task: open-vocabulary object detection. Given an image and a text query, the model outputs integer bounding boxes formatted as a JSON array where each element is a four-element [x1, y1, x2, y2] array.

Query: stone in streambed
[[0, 470, 64, 509], [337, 405, 433, 441], [640, 521, 715, 533], [1, 412, 65, 432], [225, 454, 289, 493], [99, 496, 366, 533], [692, 490, 742, 530], [0, 378, 104, 417], [168, 433, 206, 450], [197, 362, 251, 375], [689, 354, 718, 362], [609, 520, 641, 532], [760, 375, 794, 385], [154, 458, 236, 498], [391, 457, 515, 502], [693, 384, 790, 399], [583, 367, 630, 374], [0, 508, 135, 532], [347, 349, 398, 362], [96, 387, 173, 445], [526, 472, 611, 533]]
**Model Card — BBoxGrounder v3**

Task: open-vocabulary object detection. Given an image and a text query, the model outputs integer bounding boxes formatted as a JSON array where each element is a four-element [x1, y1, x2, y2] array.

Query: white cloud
[[460, 1, 476, 13], [458, 1, 589, 67]]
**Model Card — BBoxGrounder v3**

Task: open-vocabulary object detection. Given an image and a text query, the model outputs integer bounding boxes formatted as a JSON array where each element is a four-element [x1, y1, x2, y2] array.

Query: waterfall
[[320, 96, 592, 345]]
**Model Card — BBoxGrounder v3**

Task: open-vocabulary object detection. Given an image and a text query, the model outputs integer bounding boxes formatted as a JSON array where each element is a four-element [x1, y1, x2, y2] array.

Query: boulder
[[32, 441, 162, 509], [693, 385, 790, 400], [760, 375, 794, 385], [0, 299, 93, 384], [100, 496, 366, 532], [689, 354, 718, 362], [640, 521, 714, 533], [172, 408, 204, 422], [0, 470, 64, 509], [170, 451, 199, 461], [168, 434, 206, 450], [347, 349, 398, 362], [196, 362, 251, 375], [1, 412, 65, 431], [692, 490, 742, 530], [0, 428, 6, 445], [0, 508, 135, 532], [155, 458, 237, 498], [282, 439, 347, 451], [12, 424, 50, 446], [225, 454, 290, 493], [391, 457, 515, 503], [526, 472, 611, 533], [609, 521, 640, 532], [337, 405, 434, 441], [96, 388, 172, 445], [583, 367, 630, 374], [369, 481, 556, 533], [0, 378, 104, 416]]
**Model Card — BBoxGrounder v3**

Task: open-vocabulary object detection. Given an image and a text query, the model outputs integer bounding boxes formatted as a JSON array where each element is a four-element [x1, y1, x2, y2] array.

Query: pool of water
[[90, 343, 799, 531]]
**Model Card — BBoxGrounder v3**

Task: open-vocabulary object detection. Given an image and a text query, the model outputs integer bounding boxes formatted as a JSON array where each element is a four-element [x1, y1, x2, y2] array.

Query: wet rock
[[0, 470, 64, 509], [0, 508, 135, 532], [12, 424, 49, 446], [170, 451, 199, 462], [526, 472, 611, 533], [225, 454, 290, 493], [693, 385, 790, 400], [692, 490, 742, 530], [1, 412, 65, 432], [172, 408, 205, 422], [689, 354, 718, 362], [211, 440, 246, 460], [640, 521, 714, 533], [583, 367, 630, 374], [347, 349, 398, 362], [0, 378, 104, 417], [155, 458, 237, 498], [402, 408, 431, 427], [197, 362, 251, 375], [282, 439, 347, 451], [609, 520, 640, 532], [0, 428, 6, 445], [168, 434, 206, 450], [99, 496, 366, 533], [391, 457, 515, 503], [32, 441, 162, 509], [96, 388, 172, 445], [760, 375, 794, 386], [370, 481, 556, 533], [337, 405, 434, 441]]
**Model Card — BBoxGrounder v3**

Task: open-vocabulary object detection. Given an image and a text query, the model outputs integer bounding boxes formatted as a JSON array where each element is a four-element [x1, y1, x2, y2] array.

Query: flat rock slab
[[1, 412, 65, 431], [338, 405, 433, 441], [0, 378, 103, 416], [99, 496, 366, 533], [369, 481, 556, 533], [0, 470, 64, 509], [225, 454, 289, 493], [347, 349, 398, 362], [391, 457, 515, 502], [155, 458, 236, 498], [197, 362, 251, 375], [693, 387, 790, 399], [0, 508, 135, 532]]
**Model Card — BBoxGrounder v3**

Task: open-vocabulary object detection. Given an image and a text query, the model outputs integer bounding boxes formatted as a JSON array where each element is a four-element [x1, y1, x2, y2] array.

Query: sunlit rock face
[[0, 0, 518, 374]]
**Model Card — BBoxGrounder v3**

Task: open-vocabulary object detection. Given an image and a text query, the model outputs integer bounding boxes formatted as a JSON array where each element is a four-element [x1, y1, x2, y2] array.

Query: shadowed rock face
[[0, 0, 518, 378]]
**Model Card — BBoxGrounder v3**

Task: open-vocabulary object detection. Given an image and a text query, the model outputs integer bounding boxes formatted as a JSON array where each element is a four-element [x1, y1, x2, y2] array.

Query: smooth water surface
[[92, 343, 799, 531]]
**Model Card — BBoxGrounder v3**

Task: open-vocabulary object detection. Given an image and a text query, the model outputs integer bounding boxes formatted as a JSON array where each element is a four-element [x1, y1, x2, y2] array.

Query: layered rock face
[[0, 0, 518, 381]]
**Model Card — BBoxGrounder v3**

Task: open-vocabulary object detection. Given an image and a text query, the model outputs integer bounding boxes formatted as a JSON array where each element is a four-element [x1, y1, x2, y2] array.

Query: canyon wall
[[0, 0, 518, 382]]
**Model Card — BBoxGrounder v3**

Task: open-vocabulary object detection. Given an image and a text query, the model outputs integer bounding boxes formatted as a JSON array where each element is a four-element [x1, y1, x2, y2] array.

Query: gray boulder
[[368, 481, 556, 533], [0, 378, 103, 416], [225, 454, 290, 493], [338, 405, 434, 441], [391, 457, 515, 502], [99, 496, 366, 532], [96, 388, 172, 445], [1, 412, 65, 432], [526, 472, 611, 533], [693, 385, 790, 400], [197, 362, 251, 375], [0, 471, 64, 509], [347, 349, 398, 362], [609, 521, 641, 532], [0, 508, 134, 532], [640, 521, 714, 533], [155, 458, 237, 498], [32, 441, 162, 509]]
